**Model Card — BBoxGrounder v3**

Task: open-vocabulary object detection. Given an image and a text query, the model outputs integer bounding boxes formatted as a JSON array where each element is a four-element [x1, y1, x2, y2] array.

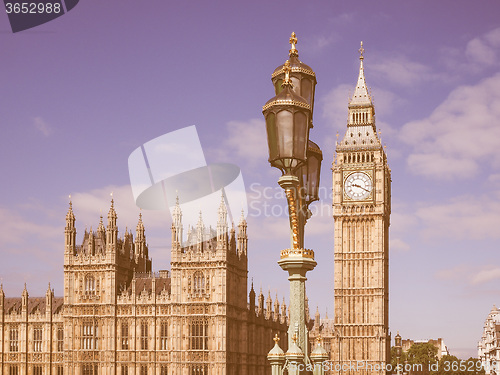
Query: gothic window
[[33, 326, 43, 352], [190, 319, 208, 350], [121, 365, 128, 375], [57, 328, 64, 352], [82, 322, 98, 350], [9, 365, 18, 375], [85, 275, 95, 294], [160, 366, 168, 375], [121, 322, 129, 350], [190, 365, 208, 375], [160, 322, 168, 350], [57, 366, 63, 375], [82, 364, 98, 375], [140, 366, 147, 375], [193, 272, 205, 295], [9, 327, 18, 352], [33, 366, 42, 375], [140, 321, 148, 350]]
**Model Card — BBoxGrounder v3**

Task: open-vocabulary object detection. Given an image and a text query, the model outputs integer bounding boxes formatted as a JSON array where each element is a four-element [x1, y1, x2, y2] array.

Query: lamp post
[[395, 332, 402, 375], [263, 33, 323, 371]]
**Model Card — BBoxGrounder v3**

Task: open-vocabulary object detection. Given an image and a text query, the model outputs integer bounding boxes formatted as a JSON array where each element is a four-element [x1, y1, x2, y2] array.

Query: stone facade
[[478, 306, 500, 375], [310, 44, 391, 374], [0, 196, 287, 375]]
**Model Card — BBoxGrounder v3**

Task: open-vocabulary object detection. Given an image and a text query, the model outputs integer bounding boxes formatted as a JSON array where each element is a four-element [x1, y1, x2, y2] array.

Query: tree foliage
[[389, 346, 485, 375]]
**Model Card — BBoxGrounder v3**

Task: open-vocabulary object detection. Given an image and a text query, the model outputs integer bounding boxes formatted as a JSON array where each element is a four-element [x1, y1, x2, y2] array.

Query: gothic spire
[[108, 193, 117, 223], [136, 212, 145, 239], [217, 192, 228, 246], [22, 283, 28, 306], [66, 195, 75, 223], [349, 41, 372, 107], [337, 42, 381, 151], [217, 192, 228, 228], [106, 193, 118, 249], [65, 195, 76, 254], [237, 208, 247, 256], [172, 193, 182, 226], [171, 194, 183, 247]]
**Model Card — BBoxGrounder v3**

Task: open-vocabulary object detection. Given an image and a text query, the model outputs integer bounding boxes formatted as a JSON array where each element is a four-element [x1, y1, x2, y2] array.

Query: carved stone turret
[[258, 288, 265, 316], [65, 198, 76, 254], [106, 197, 118, 251], [217, 194, 228, 248], [172, 195, 183, 247], [45, 283, 53, 318], [249, 281, 256, 312], [237, 210, 247, 256]]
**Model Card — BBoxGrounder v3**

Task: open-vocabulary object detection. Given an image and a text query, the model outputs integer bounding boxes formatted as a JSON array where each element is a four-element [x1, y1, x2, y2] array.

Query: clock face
[[345, 172, 373, 200]]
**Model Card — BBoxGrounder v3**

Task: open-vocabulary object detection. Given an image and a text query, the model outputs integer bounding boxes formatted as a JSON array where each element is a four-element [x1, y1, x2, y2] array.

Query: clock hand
[[352, 183, 370, 193]]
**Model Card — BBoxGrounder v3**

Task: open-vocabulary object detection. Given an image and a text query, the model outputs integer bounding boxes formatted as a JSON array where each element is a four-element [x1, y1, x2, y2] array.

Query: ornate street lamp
[[395, 332, 402, 375], [263, 32, 323, 371]]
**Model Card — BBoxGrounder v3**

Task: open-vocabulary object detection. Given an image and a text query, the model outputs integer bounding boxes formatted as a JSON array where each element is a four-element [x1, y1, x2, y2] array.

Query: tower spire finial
[[359, 41, 365, 60], [289, 32, 298, 57]]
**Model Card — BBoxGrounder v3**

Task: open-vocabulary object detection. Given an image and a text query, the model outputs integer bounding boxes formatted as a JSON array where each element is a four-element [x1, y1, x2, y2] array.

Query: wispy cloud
[[415, 195, 500, 241], [0, 207, 59, 247], [208, 118, 268, 172], [471, 267, 500, 285], [70, 184, 169, 233], [437, 264, 500, 286], [400, 73, 500, 180], [370, 54, 438, 88], [33, 116, 51, 137], [390, 238, 410, 252], [465, 27, 500, 67], [440, 27, 500, 75]]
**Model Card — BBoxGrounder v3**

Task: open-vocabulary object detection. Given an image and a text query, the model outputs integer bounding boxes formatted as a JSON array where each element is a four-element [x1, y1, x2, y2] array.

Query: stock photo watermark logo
[[3, 0, 79, 33], [248, 183, 332, 219], [128, 125, 247, 237]]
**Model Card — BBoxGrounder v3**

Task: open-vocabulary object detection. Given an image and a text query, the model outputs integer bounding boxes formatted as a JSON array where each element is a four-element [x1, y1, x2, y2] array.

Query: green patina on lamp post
[[263, 32, 323, 372]]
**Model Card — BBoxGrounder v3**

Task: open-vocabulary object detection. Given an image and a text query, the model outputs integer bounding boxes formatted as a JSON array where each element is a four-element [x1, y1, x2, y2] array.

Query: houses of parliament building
[[0, 196, 288, 375]]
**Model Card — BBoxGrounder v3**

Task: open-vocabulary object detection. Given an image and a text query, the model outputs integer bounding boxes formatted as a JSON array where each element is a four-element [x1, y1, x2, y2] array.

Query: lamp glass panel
[[301, 79, 312, 106], [308, 154, 320, 200], [291, 77, 300, 95], [266, 113, 278, 160], [277, 110, 294, 158], [293, 111, 307, 161]]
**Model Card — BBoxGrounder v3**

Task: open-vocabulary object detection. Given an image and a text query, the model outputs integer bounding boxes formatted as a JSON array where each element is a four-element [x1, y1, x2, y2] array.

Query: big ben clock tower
[[332, 42, 391, 374]]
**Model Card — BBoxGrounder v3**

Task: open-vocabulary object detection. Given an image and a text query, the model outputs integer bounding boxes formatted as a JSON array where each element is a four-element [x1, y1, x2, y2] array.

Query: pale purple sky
[[1, 0, 500, 359]]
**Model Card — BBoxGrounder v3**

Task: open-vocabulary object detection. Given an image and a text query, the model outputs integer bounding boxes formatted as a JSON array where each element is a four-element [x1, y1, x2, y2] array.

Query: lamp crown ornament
[[282, 60, 293, 87], [289, 31, 298, 57]]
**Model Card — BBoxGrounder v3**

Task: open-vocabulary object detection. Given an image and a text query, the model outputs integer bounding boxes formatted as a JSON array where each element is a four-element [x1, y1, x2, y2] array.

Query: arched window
[[85, 276, 95, 294], [193, 272, 205, 295], [190, 319, 208, 350]]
